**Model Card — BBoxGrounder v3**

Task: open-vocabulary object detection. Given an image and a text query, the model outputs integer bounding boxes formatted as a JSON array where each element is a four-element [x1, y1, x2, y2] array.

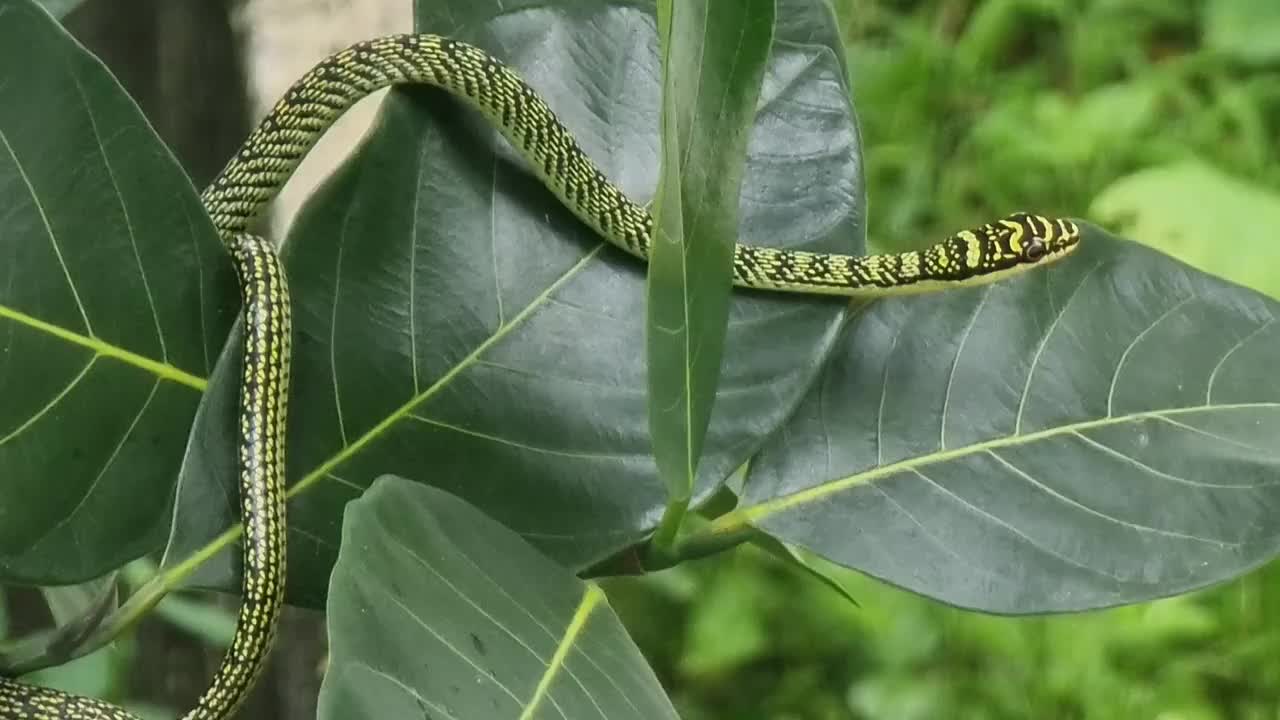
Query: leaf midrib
[[731, 400, 1280, 525], [0, 303, 205, 389], [518, 584, 604, 720], [287, 243, 608, 501]]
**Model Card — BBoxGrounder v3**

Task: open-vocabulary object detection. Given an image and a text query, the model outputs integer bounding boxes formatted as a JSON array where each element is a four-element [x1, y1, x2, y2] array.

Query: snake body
[[0, 232, 289, 720], [205, 34, 1081, 294], [1, 32, 1079, 719]]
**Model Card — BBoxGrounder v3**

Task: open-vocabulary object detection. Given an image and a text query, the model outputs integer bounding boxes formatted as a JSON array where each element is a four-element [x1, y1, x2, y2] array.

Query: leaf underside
[[318, 477, 680, 720]]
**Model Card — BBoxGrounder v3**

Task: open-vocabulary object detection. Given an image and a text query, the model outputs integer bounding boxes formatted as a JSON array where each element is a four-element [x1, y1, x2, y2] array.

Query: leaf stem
[[2, 526, 243, 675], [647, 496, 690, 566], [669, 509, 755, 561]]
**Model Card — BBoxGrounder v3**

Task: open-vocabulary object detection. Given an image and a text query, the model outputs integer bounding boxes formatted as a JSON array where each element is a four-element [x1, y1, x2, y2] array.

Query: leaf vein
[[875, 319, 907, 467], [0, 356, 97, 445], [743, 401, 1280, 521], [940, 285, 991, 450], [439, 536, 641, 720], [474, 359, 644, 395], [33, 378, 160, 548], [372, 579, 524, 704], [872, 481, 1007, 583], [986, 449, 1235, 547], [1107, 295, 1196, 417], [910, 467, 1125, 581], [1155, 415, 1277, 456], [0, 303, 204, 388], [1071, 429, 1277, 490], [409, 413, 642, 462], [329, 228, 349, 446], [490, 154, 506, 328], [408, 135, 426, 395], [518, 585, 605, 720], [0, 127, 93, 334], [288, 246, 606, 501], [1015, 260, 1101, 434], [1207, 316, 1277, 404], [349, 662, 462, 720], [385, 537, 548, 664], [70, 64, 166, 361]]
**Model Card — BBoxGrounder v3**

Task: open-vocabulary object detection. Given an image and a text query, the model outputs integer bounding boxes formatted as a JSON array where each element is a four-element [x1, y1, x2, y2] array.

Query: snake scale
[[0, 33, 1080, 719]]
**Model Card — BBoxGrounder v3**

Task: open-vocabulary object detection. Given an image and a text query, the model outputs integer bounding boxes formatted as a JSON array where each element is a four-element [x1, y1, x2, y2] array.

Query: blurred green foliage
[[608, 1, 1280, 718], [842, 0, 1280, 300], [609, 546, 1280, 720]]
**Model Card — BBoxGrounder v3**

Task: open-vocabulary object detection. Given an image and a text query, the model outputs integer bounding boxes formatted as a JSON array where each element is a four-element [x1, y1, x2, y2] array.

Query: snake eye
[[1024, 238, 1047, 261]]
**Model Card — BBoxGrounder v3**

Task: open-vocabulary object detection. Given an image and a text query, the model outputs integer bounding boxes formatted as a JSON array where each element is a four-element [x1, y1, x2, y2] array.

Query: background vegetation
[[9, 0, 1280, 718]]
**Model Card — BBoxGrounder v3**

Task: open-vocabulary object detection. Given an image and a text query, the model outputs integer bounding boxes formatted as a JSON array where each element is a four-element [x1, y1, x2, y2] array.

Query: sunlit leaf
[[318, 477, 680, 720], [1091, 160, 1280, 299]]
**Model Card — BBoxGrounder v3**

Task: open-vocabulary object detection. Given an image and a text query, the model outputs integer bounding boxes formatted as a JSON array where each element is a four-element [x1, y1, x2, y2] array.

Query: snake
[[0, 32, 1081, 720]]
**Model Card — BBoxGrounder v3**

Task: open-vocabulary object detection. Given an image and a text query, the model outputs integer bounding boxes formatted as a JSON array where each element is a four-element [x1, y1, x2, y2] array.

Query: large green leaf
[[1091, 160, 1280, 299], [722, 226, 1280, 614], [319, 476, 680, 720], [1204, 0, 1280, 65], [167, 0, 860, 606], [647, 0, 775, 532], [0, 0, 234, 583]]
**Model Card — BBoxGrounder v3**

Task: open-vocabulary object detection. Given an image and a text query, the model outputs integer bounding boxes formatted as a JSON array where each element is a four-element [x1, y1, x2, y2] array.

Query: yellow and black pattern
[[2, 31, 1079, 720], [736, 212, 1080, 294], [182, 233, 291, 720], [0, 682, 139, 720]]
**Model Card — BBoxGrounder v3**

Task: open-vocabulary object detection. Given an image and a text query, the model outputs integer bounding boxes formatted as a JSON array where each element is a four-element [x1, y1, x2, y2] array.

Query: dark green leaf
[[647, 0, 775, 513], [729, 226, 1280, 613], [168, 0, 860, 606], [0, 0, 234, 583], [318, 476, 679, 720]]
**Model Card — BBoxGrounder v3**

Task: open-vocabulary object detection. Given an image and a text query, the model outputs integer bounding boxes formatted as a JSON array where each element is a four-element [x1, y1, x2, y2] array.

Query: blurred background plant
[[11, 0, 1280, 718], [844, 0, 1280, 298], [606, 1, 1280, 719]]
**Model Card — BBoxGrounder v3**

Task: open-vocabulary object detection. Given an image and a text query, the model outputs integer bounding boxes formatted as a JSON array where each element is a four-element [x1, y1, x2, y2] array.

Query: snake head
[[940, 212, 1081, 275], [923, 213, 1081, 287], [988, 212, 1081, 266]]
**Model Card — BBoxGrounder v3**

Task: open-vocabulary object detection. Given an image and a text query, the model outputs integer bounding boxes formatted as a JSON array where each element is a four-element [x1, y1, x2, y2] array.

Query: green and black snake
[[0, 33, 1080, 719]]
